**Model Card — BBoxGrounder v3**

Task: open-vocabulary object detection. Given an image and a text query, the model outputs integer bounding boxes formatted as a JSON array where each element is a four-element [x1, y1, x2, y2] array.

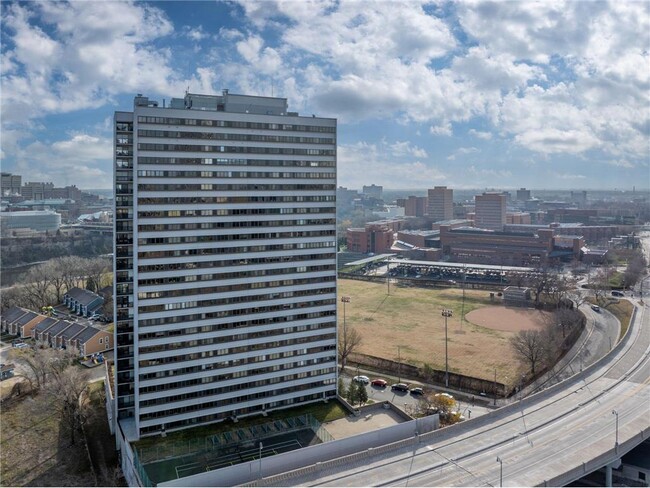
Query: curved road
[[264, 301, 650, 486]]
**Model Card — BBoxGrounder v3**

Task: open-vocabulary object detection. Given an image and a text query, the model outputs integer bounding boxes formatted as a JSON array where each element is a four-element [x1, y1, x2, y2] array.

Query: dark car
[[391, 383, 409, 392], [409, 387, 424, 396], [611, 290, 624, 297]]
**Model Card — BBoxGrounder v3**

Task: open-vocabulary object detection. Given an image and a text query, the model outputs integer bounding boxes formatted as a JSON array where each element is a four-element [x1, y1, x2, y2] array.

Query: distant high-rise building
[[516, 188, 531, 202], [113, 92, 337, 441], [570, 190, 587, 206], [427, 186, 453, 221], [21, 182, 54, 200], [1, 173, 22, 196], [404, 196, 428, 217], [475, 192, 506, 230], [362, 184, 383, 200]]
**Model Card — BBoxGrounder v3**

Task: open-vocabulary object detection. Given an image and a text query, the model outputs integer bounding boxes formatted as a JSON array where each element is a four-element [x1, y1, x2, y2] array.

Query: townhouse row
[[1, 306, 113, 356]]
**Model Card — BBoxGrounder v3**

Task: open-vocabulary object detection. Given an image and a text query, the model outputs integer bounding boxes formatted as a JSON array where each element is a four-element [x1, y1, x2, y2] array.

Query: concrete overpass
[[254, 302, 649, 486]]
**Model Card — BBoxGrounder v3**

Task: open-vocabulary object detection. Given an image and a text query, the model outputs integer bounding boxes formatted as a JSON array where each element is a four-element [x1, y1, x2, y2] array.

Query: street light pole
[[259, 441, 263, 479], [441, 309, 453, 388], [496, 456, 503, 487], [612, 410, 619, 448]]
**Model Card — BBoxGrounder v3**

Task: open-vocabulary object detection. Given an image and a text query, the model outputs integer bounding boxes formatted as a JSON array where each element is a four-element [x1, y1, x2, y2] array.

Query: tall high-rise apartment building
[[362, 184, 383, 200], [516, 188, 531, 202], [427, 186, 453, 221], [1, 172, 22, 196], [113, 92, 338, 440], [474, 192, 506, 231]]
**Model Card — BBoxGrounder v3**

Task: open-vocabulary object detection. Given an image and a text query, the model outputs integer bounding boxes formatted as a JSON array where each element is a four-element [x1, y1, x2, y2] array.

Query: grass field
[[0, 389, 94, 487], [339, 279, 541, 383]]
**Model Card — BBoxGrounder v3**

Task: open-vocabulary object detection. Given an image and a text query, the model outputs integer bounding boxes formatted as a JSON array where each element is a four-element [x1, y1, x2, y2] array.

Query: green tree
[[345, 381, 356, 404], [356, 382, 368, 405]]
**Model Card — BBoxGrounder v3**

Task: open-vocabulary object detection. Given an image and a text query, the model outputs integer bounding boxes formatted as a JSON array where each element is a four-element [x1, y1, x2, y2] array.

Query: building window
[[99, 338, 103, 344]]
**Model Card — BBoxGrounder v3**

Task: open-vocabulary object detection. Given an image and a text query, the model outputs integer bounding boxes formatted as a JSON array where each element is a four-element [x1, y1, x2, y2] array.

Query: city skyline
[[1, 1, 649, 191]]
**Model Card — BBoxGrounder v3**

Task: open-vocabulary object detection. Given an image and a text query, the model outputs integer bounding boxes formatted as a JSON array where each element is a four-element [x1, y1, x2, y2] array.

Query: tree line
[[1, 256, 112, 313]]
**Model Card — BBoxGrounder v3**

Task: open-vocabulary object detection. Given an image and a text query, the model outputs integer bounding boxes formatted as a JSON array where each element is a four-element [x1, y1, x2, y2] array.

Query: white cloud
[[9, 133, 112, 188], [338, 141, 445, 189], [469, 129, 492, 140], [430, 123, 453, 136], [1, 1, 178, 126], [447, 146, 480, 160], [551, 172, 587, 180], [389, 141, 428, 159], [467, 165, 512, 179], [183, 25, 210, 42]]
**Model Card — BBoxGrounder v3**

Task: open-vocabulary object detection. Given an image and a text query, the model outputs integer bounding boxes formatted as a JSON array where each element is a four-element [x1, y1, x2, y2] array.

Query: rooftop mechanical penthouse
[[113, 91, 338, 441]]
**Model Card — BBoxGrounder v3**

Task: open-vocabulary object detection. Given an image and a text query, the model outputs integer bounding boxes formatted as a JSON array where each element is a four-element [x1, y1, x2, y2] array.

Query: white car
[[353, 375, 370, 384]]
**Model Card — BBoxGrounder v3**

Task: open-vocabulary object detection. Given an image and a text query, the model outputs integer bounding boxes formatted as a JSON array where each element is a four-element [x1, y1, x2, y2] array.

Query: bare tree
[[510, 329, 548, 375], [81, 257, 111, 293], [47, 365, 91, 446], [47, 258, 69, 303], [8, 347, 76, 390], [59, 256, 86, 292], [0, 286, 27, 313], [544, 274, 574, 309], [525, 266, 553, 308], [623, 251, 647, 289], [20, 265, 56, 310], [338, 326, 362, 373], [591, 269, 610, 305]]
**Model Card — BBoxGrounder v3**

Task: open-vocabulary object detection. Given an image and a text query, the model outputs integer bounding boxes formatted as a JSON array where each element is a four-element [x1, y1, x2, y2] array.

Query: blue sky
[[1, 0, 649, 191]]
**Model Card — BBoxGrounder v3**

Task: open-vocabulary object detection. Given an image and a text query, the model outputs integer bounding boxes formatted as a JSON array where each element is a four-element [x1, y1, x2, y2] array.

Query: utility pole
[[441, 309, 453, 387], [493, 368, 497, 406]]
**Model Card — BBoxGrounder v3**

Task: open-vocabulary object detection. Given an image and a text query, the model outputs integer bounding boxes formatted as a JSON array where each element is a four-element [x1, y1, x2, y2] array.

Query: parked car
[[371, 378, 388, 387], [611, 290, 624, 297], [13, 343, 29, 349], [409, 387, 424, 396], [391, 383, 409, 392], [434, 392, 454, 401], [353, 375, 369, 384]]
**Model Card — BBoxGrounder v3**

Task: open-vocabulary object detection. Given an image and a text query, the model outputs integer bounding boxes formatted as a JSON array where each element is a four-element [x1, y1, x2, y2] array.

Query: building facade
[[427, 186, 453, 222], [362, 184, 383, 200], [113, 92, 338, 440], [404, 196, 428, 217], [1, 172, 22, 196], [474, 192, 506, 231]]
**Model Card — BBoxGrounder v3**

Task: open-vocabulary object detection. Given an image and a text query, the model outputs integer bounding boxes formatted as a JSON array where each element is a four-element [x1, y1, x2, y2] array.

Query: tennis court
[[174, 438, 303, 478], [142, 419, 325, 484]]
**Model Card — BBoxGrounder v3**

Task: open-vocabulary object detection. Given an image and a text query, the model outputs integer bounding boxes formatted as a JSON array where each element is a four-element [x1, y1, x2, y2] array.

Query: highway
[[262, 301, 650, 486]]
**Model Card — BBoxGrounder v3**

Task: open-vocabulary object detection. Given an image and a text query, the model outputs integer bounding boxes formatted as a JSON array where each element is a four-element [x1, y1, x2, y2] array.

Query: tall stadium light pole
[[387, 261, 390, 295], [341, 296, 350, 336], [441, 309, 453, 387], [259, 441, 263, 479], [341, 296, 351, 370]]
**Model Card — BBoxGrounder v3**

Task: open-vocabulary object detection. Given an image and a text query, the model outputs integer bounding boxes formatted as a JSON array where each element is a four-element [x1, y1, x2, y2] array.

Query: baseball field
[[338, 278, 551, 385]]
